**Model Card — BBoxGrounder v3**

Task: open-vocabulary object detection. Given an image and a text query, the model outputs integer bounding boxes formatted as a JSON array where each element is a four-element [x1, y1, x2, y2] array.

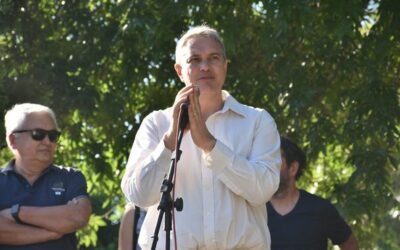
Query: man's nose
[[41, 135, 52, 144], [199, 59, 210, 71]]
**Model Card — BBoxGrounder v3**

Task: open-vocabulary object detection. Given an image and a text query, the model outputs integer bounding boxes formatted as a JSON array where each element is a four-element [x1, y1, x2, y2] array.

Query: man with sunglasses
[[0, 103, 92, 250]]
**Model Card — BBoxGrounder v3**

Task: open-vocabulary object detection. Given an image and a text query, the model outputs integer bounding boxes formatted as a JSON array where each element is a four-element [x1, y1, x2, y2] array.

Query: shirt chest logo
[[51, 181, 65, 196]]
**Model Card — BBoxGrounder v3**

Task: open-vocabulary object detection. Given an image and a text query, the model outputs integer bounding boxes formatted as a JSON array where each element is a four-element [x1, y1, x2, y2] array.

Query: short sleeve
[[324, 202, 352, 245], [64, 169, 89, 201]]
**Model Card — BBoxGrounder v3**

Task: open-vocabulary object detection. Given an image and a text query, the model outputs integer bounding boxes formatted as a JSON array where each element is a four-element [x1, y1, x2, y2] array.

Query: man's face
[[175, 35, 227, 96], [11, 112, 58, 167]]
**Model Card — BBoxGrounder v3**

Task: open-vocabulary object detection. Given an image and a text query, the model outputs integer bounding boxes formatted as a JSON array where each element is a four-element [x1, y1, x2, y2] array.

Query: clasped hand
[[163, 85, 216, 153]]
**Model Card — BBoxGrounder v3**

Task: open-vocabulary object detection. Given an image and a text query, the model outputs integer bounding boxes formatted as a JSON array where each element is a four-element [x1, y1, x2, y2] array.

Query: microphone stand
[[132, 206, 140, 250], [151, 103, 188, 250]]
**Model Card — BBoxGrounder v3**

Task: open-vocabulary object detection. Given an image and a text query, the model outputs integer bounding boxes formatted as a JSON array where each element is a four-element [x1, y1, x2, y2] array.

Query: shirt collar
[[220, 90, 247, 118], [1, 159, 16, 174], [1, 159, 55, 175]]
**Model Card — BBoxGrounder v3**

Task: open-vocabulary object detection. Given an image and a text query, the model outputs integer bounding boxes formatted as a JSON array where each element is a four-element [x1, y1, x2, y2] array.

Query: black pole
[[150, 103, 187, 250], [132, 206, 140, 250]]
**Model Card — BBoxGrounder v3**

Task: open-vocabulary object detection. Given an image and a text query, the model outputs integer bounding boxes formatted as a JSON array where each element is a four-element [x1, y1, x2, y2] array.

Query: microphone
[[179, 102, 189, 130]]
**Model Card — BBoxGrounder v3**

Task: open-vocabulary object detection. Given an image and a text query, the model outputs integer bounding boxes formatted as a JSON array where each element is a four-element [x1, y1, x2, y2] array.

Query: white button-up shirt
[[122, 91, 281, 250]]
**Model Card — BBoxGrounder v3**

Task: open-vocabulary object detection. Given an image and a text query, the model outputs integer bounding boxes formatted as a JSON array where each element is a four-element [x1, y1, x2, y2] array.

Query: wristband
[[11, 204, 23, 224]]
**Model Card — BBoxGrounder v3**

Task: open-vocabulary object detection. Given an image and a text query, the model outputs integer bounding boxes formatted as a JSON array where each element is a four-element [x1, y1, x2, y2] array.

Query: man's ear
[[224, 59, 228, 72], [7, 134, 18, 149], [174, 63, 184, 82]]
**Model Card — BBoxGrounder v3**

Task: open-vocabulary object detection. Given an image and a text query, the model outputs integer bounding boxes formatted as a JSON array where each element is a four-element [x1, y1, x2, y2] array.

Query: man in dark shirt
[[0, 103, 92, 250], [267, 136, 359, 250]]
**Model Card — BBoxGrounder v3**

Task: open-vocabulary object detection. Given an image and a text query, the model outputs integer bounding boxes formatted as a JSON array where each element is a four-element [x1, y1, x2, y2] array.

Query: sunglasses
[[13, 129, 61, 143]]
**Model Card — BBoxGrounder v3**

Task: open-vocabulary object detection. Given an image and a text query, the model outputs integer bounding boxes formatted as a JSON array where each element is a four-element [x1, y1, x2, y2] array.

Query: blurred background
[[0, 0, 399, 249]]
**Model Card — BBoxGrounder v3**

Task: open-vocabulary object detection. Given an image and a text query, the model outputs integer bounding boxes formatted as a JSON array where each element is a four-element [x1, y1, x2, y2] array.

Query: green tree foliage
[[1, 0, 399, 248]]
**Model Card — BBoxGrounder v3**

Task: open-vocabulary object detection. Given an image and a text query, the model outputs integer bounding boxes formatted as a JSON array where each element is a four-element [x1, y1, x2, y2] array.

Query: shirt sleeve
[[203, 110, 281, 206], [121, 112, 173, 208], [324, 202, 352, 245], [64, 169, 89, 201]]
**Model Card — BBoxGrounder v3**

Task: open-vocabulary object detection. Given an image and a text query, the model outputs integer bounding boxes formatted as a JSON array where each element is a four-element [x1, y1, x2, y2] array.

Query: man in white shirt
[[121, 25, 281, 250]]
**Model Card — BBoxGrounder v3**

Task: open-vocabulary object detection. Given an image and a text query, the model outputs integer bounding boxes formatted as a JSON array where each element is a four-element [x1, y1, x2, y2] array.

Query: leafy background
[[0, 0, 399, 249]]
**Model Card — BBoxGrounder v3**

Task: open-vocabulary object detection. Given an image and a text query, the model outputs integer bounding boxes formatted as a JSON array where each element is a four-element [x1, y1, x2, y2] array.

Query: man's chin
[[37, 156, 54, 166]]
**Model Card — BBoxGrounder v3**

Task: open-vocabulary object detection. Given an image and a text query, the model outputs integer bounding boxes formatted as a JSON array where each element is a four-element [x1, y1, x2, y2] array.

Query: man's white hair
[[4, 103, 58, 136], [175, 25, 226, 65]]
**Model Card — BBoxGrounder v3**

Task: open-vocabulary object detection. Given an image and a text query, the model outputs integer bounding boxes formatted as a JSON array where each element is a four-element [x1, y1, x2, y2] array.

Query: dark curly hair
[[280, 136, 307, 180]]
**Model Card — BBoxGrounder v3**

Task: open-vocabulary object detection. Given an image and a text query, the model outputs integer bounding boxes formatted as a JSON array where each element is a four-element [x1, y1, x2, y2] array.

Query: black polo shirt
[[0, 160, 89, 250]]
